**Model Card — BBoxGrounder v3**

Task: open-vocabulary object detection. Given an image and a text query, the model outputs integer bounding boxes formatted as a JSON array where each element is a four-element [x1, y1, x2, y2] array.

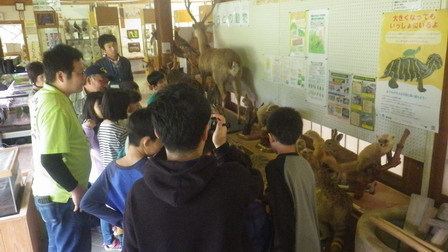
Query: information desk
[[0, 145, 45, 252], [227, 133, 410, 216]]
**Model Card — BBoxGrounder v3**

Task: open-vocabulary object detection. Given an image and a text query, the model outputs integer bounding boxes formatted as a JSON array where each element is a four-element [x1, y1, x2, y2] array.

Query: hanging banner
[[351, 75, 376, 131], [289, 11, 307, 56], [376, 10, 447, 132], [327, 72, 352, 120]]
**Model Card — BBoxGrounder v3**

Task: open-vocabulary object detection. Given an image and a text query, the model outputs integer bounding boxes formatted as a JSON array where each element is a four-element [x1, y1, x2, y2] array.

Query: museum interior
[[0, 0, 448, 251]]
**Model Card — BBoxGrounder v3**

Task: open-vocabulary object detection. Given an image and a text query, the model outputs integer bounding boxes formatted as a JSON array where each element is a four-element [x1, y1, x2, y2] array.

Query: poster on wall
[[289, 56, 306, 89], [307, 9, 329, 56], [327, 72, 351, 120], [392, 0, 422, 11], [376, 10, 447, 133], [306, 58, 327, 106], [290, 11, 307, 56], [241, 0, 249, 25], [351, 75, 376, 130]]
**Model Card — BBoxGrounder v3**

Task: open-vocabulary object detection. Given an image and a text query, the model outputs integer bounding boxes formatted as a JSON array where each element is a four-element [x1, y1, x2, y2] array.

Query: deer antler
[[184, 0, 198, 23], [201, 1, 216, 23], [184, 0, 216, 24]]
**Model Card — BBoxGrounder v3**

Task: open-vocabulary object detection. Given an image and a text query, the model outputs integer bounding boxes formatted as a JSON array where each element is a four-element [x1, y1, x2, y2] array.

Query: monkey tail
[[330, 223, 346, 252], [229, 61, 240, 77]]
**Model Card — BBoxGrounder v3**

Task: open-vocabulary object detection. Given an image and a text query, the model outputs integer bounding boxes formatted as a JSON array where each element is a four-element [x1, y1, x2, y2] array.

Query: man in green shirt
[[30, 44, 92, 252]]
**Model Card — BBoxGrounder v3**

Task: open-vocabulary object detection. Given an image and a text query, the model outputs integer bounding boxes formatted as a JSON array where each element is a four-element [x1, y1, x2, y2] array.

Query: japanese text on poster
[[307, 9, 328, 56], [306, 59, 327, 106]]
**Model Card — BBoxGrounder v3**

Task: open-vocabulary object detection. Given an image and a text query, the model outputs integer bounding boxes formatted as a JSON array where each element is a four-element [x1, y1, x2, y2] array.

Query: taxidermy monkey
[[256, 104, 279, 129], [352, 134, 395, 173]]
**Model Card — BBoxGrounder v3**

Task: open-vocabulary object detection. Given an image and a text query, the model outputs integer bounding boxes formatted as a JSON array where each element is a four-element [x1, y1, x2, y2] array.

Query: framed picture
[[34, 11, 58, 29], [127, 29, 139, 39], [128, 42, 141, 52]]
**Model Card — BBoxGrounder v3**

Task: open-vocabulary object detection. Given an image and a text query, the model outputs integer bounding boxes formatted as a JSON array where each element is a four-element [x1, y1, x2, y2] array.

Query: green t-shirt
[[31, 84, 91, 203]]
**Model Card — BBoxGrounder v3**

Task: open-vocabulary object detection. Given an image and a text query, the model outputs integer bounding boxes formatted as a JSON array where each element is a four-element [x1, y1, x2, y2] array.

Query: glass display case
[[37, 28, 61, 54], [63, 19, 101, 66], [142, 23, 157, 57], [0, 73, 32, 133]]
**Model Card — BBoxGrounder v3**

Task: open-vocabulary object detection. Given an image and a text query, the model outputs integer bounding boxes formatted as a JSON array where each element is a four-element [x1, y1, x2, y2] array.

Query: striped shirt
[[98, 121, 127, 168]]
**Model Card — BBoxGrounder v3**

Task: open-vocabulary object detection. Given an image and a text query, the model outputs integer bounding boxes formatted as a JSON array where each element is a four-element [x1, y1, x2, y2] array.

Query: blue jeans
[[34, 197, 91, 252], [100, 219, 114, 245]]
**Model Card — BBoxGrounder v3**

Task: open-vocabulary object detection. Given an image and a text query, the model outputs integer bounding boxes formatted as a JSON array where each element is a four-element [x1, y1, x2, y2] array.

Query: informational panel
[[214, 0, 444, 162], [376, 10, 447, 133]]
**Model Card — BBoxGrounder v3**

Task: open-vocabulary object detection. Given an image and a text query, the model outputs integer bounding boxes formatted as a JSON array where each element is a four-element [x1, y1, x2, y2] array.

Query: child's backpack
[[245, 200, 272, 252]]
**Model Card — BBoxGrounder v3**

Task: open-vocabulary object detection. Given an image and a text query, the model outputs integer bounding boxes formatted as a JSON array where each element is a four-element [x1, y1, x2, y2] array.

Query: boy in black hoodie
[[123, 83, 263, 252]]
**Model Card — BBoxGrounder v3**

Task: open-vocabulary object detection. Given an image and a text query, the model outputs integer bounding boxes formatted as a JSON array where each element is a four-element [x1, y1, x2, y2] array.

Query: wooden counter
[[0, 145, 45, 252]]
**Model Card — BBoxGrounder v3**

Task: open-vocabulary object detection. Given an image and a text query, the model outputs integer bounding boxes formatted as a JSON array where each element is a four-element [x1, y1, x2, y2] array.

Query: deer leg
[[232, 78, 242, 124], [213, 74, 227, 116]]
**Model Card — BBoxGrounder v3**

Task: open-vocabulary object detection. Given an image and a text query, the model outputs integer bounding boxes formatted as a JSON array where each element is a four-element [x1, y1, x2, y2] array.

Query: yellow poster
[[376, 10, 447, 133], [378, 10, 447, 91]]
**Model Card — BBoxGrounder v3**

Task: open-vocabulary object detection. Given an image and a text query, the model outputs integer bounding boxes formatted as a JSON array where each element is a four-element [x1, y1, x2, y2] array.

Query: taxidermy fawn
[[185, 0, 243, 121]]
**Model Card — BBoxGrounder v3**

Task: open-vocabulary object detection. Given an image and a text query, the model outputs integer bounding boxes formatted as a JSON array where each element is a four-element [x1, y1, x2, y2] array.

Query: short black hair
[[127, 108, 157, 146], [43, 44, 83, 84], [149, 83, 211, 152], [147, 71, 165, 86], [101, 89, 130, 121], [266, 107, 303, 145], [127, 89, 142, 104], [82, 92, 104, 133], [27, 61, 44, 85], [119, 81, 140, 91], [98, 34, 117, 49]]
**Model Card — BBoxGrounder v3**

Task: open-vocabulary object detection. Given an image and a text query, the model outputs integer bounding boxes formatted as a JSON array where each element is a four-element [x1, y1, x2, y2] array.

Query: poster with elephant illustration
[[376, 9, 447, 133]]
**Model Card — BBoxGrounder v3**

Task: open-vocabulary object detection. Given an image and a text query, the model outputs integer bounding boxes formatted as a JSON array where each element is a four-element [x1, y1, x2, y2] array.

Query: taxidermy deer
[[185, 0, 243, 121]]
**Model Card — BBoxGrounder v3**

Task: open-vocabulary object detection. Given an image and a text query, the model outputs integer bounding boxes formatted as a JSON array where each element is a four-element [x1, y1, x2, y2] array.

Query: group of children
[[27, 33, 320, 251]]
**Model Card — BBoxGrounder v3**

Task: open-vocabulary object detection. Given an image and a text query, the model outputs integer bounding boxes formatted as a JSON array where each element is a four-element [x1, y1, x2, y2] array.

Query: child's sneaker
[[103, 238, 122, 251]]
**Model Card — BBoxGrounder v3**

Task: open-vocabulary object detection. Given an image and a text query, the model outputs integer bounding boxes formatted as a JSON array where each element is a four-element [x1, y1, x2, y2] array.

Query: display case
[[90, 6, 122, 56], [141, 9, 157, 57], [0, 73, 32, 134], [63, 19, 101, 65], [35, 11, 61, 53]]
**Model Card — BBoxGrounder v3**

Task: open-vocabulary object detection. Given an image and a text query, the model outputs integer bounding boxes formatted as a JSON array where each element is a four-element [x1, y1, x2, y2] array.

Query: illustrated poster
[[327, 72, 351, 120], [290, 11, 307, 56], [307, 9, 328, 56], [350, 75, 376, 130], [376, 10, 447, 132], [306, 58, 327, 106]]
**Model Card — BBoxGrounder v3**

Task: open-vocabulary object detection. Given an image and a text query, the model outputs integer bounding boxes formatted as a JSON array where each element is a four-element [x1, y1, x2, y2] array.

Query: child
[[97, 89, 130, 250], [98, 89, 130, 167], [81, 108, 162, 241], [119, 80, 140, 92], [95, 34, 133, 86], [27, 61, 45, 92], [81, 92, 104, 183], [146, 71, 167, 105], [264, 107, 320, 251]]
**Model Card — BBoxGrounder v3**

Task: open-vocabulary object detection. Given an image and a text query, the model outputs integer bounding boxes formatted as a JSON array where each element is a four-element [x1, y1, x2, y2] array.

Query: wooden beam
[[154, 0, 173, 70]]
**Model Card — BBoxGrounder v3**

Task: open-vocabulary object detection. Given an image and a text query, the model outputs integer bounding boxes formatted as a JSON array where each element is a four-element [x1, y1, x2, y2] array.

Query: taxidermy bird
[[173, 27, 198, 59], [149, 28, 158, 47], [402, 46, 420, 58], [64, 20, 75, 39], [81, 20, 89, 33]]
